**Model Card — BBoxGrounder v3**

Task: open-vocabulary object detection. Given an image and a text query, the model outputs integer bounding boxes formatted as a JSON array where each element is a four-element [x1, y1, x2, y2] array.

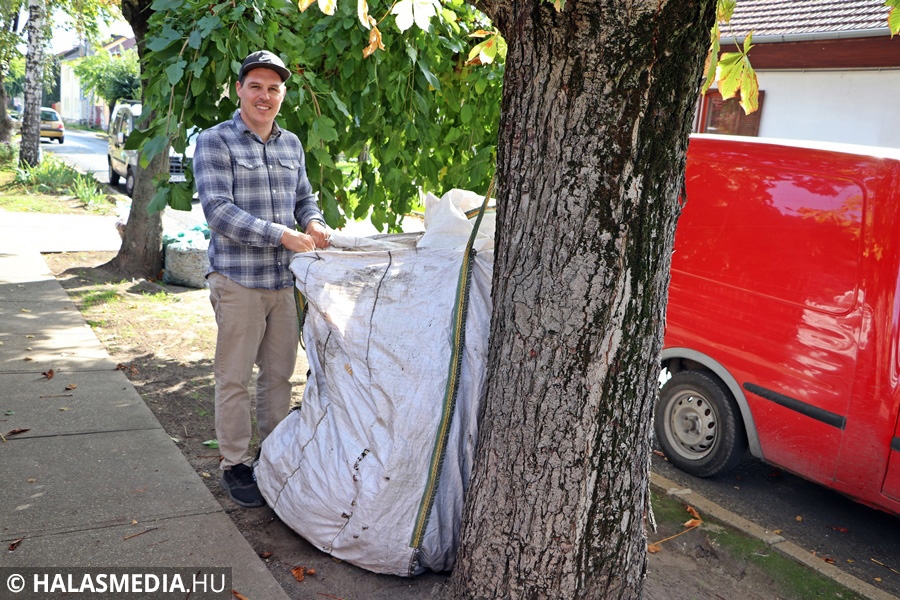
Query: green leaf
[[311, 115, 339, 143], [169, 184, 194, 211], [197, 15, 221, 37], [140, 136, 170, 167], [330, 91, 351, 118], [202, 439, 220, 449], [147, 187, 170, 215], [165, 60, 187, 85], [150, 0, 183, 11], [188, 29, 202, 50], [418, 61, 441, 90], [889, 2, 900, 36], [123, 127, 151, 151]]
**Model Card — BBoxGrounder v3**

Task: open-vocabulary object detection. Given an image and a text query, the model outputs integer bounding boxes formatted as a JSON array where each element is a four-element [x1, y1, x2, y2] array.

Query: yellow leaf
[[363, 26, 385, 58], [358, 0, 372, 29], [318, 0, 336, 15]]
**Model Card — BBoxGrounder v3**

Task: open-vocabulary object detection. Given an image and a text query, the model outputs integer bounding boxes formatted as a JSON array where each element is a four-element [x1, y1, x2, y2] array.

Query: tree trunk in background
[[0, 75, 12, 144], [447, 0, 716, 598], [18, 0, 44, 168], [106, 0, 164, 279]]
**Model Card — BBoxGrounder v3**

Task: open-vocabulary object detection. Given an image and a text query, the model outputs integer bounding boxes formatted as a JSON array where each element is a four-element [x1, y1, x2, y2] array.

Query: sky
[[50, 13, 134, 54]]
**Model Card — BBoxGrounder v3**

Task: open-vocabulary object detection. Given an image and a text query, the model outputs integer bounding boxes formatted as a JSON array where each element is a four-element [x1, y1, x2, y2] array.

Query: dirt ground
[[44, 250, 842, 600]]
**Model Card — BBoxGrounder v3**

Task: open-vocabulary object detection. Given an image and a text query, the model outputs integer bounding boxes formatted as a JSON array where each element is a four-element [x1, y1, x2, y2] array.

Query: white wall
[[755, 69, 900, 149]]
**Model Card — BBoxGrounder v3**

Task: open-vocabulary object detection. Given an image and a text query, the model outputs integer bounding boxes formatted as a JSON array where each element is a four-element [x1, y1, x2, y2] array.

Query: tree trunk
[[0, 73, 12, 144], [447, 1, 716, 598], [19, 0, 44, 168], [106, 0, 164, 279]]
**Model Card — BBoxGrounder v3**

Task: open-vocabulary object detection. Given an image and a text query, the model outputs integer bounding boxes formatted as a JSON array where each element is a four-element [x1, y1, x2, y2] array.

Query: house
[[58, 35, 136, 130], [698, 0, 900, 149]]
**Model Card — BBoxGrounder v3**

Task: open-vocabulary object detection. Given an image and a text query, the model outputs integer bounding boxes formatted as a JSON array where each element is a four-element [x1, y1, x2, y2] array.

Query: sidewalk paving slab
[[0, 224, 290, 599]]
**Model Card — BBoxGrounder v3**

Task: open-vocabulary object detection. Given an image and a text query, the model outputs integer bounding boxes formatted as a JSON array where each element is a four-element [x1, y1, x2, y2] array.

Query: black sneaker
[[220, 463, 265, 508]]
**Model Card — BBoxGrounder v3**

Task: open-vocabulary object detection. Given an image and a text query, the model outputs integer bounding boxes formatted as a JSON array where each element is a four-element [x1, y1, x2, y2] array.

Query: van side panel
[[667, 138, 864, 486]]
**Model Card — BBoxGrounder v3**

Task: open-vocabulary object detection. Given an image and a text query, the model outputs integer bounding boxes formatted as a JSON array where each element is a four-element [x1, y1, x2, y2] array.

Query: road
[[42, 128, 111, 183], [653, 453, 900, 597], [43, 128, 205, 233]]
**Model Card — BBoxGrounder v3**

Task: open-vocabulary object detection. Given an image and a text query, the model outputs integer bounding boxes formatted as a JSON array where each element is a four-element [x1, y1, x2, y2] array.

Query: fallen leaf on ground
[[647, 544, 661, 553], [26, 478, 35, 483], [65, 384, 77, 390], [683, 518, 703, 528], [773, 529, 782, 534], [795, 515, 803, 522], [686, 506, 701, 519], [259, 551, 273, 559], [8, 538, 23, 551], [20, 308, 31, 313], [824, 557, 835, 564], [307, 568, 316, 576], [231, 591, 249, 600], [42, 369, 54, 379], [828, 525, 849, 533], [202, 439, 219, 449], [59, 407, 69, 411], [5, 428, 30, 437], [291, 566, 306, 582], [652, 450, 667, 459]]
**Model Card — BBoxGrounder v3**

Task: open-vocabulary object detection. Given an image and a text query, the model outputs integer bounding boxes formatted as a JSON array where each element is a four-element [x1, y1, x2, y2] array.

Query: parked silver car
[[108, 102, 194, 197]]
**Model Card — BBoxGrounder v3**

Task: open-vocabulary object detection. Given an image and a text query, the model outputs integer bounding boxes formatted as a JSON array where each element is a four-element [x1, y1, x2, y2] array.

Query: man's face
[[236, 68, 286, 133]]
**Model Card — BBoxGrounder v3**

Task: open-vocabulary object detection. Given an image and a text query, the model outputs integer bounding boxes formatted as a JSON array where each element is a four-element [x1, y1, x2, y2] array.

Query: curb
[[650, 472, 897, 600]]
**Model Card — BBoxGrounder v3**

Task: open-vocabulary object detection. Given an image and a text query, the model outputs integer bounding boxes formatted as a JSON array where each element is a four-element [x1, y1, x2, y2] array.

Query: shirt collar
[[232, 109, 282, 141]]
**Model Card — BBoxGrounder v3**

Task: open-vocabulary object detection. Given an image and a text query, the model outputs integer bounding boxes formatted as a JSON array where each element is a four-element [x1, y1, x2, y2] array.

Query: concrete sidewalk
[[0, 210, 289, 598]]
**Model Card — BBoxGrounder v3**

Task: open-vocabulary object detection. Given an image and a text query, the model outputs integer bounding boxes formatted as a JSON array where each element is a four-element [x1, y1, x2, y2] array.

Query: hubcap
[[664, 390, 717, 461]]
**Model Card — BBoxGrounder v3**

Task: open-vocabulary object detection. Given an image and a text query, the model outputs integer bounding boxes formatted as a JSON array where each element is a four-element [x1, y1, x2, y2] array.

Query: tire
[[108, 159, 120, 186], [655, 371, 747, 477], [58, 136, 64, 144], [125, 168, 135, 198]]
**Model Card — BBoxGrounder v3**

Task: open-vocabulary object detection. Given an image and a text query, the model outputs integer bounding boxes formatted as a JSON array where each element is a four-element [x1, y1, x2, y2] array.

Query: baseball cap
[[239, 50, 291, 82]]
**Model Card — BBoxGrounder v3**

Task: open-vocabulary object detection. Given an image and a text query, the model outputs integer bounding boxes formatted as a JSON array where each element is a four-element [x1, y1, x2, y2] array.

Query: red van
[[658, 134, 900, 516]]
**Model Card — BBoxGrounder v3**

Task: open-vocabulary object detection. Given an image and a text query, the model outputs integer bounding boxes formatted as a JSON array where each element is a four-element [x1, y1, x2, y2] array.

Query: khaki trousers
[[208, 272, 298, 469]]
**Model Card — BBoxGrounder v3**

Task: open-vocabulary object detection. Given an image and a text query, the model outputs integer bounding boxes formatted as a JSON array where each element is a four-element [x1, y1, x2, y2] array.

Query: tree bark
[[447, 0, 715, 598], [106, 0, 165, 279], [19, 0, 44, 168]]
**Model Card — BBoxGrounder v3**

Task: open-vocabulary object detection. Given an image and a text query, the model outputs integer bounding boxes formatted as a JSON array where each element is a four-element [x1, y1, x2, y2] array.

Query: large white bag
[[256, 190, 494, 576]]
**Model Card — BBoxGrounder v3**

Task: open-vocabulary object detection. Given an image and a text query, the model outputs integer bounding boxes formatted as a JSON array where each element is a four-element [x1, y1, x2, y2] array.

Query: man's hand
[[306, 220, 331, 248], [281, 228, 316, 253]]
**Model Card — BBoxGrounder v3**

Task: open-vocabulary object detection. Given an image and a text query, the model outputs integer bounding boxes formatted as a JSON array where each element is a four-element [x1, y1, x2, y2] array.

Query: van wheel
[[108, 160, 120, 186], [125, 168, 135, 198], [58, 136, 64, 144], [655, 371, 746, 477]]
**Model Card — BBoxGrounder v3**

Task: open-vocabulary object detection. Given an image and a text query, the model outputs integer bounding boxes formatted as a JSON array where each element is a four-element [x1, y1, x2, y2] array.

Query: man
[[194, 50, 329, 508]]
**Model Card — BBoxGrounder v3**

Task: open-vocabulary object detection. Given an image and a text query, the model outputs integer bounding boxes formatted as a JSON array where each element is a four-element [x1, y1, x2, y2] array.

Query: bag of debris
[[256, 189, 494, 576]]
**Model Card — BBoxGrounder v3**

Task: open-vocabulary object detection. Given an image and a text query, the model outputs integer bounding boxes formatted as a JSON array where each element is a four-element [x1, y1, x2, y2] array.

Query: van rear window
[[675, 160, 862, 314]]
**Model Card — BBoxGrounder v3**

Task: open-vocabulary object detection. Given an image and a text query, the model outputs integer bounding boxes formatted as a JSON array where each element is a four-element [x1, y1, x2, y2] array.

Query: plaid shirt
[[195, 111, 325, 290]]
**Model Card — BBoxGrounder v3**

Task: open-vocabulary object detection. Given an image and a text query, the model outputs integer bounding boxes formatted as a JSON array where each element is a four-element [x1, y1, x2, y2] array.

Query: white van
[[107, 102, 194, 197]]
